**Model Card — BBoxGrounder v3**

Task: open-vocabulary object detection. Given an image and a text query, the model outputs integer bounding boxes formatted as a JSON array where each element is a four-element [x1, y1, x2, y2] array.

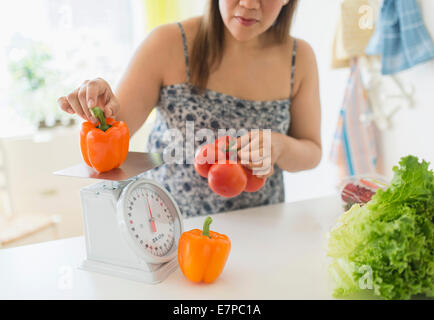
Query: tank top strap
[[290, 38, 297, 99], [177, 22, 191, 83]]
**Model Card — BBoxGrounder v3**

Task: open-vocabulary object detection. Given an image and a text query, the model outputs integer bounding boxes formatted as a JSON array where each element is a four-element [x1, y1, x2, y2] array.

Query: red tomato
[[194, 143, 225, 178], [214, 136, 238, 162], [208, 162, 247, 198], [243, 168, 267, 192]]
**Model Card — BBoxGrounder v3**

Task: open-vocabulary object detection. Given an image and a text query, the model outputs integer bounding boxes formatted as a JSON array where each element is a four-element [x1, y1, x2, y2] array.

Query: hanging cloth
[[331, 0, 377, 69], [330, 58, 379, 179], [366, 0, 434, 75]]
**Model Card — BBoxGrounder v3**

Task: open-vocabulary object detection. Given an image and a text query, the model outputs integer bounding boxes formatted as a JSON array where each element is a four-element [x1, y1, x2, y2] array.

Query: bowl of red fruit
[[339, 175, 389, 211]]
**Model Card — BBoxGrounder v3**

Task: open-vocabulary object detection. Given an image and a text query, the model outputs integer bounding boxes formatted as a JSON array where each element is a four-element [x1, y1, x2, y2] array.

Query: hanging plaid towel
[[366, 0, 434, 75], [330, 59, 379, 179]]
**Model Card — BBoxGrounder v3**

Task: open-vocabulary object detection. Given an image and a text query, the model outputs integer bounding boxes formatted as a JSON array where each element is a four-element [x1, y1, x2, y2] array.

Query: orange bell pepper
[[178, 217, 231, 283], [80, 107, 129, 173]]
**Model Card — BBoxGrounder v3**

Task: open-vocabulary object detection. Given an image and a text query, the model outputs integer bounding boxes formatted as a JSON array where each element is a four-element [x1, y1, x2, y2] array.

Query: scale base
[[79, 258, 179, 284]]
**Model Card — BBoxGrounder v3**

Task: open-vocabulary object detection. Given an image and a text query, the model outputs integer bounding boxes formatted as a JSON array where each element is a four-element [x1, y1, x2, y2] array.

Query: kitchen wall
[[282, 0, 347, 201], [285, 0, 434, 201], [378, 0, 434, 178]]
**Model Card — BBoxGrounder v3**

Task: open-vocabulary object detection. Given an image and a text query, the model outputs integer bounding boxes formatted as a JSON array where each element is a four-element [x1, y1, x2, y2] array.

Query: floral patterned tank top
[[142, 23, 297, 218]]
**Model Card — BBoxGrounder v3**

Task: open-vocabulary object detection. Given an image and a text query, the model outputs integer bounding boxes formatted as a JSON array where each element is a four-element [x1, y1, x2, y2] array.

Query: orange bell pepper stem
[[202, 216, 212, 238], [178, 217, 231, 284], [90, 106, 112, 132]]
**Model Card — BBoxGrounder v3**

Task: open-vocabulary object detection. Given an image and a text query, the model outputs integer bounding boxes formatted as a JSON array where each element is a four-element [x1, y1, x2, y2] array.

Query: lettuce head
[[327, 155, 434, 300]]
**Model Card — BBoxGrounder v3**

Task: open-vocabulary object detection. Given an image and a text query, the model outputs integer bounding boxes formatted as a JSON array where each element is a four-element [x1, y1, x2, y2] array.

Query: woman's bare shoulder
[[143, 22, 185, 57], [295, 38, 316, 64], [291, 37, 318, 97], [132, 17, 202, 84], [293, 38, 317, 77], [148, 16, 201, 47], [177, 16, 202, 45]]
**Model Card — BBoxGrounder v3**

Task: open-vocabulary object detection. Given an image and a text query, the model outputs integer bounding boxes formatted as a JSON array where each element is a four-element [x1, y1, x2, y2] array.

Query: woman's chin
[[227, 28, 261, 43]]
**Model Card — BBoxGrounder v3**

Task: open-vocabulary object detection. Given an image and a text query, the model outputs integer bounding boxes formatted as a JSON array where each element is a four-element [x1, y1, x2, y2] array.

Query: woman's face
[[219, 0, 288, 42]]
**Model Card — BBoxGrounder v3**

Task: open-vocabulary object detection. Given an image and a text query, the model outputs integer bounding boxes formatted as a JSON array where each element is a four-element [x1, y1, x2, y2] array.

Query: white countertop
[[0, 195, 344, 300]]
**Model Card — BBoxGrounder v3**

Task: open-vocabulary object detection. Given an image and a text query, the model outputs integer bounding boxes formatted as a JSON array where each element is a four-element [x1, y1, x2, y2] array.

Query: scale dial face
[[118, 179, 183, 264]]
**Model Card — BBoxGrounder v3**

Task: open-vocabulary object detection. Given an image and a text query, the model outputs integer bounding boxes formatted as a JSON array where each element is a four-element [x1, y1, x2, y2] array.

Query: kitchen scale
[[54, 152, 184, 284]]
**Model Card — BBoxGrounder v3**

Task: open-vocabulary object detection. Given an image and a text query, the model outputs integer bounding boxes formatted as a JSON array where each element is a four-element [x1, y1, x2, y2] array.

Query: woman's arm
[[274, 39, 322, 172], [237, 39, 322, 177], [58, 24, 184, 136], [115, 23, 185, 137]]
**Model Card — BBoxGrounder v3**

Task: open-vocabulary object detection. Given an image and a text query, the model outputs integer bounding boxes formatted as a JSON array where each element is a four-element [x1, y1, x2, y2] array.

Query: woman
[[58, 0, 321, 217]]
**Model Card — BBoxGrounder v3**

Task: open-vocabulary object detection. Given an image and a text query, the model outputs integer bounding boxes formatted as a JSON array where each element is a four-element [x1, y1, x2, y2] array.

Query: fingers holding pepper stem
[[90, 107, 112, 132]]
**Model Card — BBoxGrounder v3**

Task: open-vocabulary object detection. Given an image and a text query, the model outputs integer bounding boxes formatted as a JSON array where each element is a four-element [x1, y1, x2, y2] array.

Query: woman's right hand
[[57, 78, 120, 123]]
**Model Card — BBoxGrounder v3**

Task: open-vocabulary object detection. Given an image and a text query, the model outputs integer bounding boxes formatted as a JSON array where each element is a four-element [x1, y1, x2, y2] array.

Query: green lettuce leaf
[[327, 155, 434, 300]]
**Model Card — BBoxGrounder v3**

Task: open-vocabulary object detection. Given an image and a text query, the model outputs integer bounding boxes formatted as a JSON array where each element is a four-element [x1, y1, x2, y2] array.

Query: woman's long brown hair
[[190, 0, 299, 91]]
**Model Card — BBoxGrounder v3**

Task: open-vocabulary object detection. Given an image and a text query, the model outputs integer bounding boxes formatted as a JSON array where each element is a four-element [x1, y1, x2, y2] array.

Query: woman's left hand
[[234, 130, 285, 179]]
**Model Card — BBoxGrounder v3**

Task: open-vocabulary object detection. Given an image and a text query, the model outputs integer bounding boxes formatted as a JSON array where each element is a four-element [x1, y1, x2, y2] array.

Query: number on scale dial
[[126, 187, 175, 257]]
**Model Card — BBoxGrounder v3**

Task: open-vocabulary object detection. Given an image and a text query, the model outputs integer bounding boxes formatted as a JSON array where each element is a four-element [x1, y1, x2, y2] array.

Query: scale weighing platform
[[54, 152, 184, 284]]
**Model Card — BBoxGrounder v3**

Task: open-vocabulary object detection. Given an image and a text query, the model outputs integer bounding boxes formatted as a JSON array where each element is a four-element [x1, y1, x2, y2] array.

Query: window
[[0, 0, 142, 134]]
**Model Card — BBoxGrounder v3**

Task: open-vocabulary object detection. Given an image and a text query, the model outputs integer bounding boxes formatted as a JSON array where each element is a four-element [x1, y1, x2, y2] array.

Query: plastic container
[[339, 175, 389, 211]]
